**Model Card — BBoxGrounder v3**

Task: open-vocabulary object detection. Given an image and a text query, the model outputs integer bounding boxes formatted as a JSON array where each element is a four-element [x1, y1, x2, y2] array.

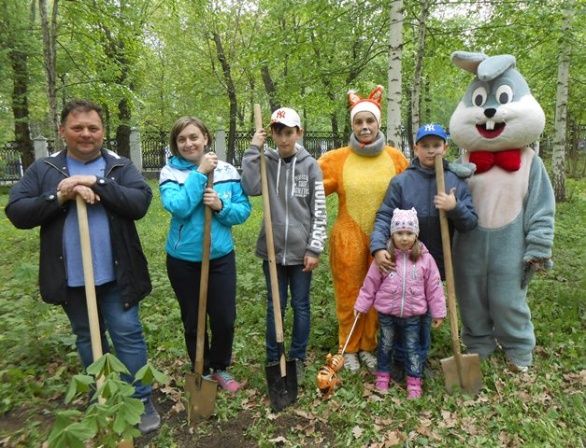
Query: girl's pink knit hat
[[390, 208, 419, 236]]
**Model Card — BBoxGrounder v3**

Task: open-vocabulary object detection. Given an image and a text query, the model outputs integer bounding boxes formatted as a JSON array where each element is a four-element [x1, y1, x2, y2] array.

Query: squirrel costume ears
[[347, 85, 384, 109], [347, 85, 383, 124]]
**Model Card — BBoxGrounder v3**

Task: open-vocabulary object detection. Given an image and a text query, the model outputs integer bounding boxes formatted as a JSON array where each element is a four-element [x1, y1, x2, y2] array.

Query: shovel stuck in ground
[[435, 155, 483, 395], [185, 172, 218, 423], [254, 104, 298, 412]]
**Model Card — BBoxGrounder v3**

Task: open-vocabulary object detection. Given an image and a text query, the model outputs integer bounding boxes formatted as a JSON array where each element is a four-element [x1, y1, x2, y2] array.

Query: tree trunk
[[213, 31, 237, 165], [410, 0, 429, 152], [39, 0, 60, 149], [9, 49, 34, 169], [115, 97, 131, 158], [387, 0, 404, 151], [261, 65, 279, 112], [552, 0, 575, 202]]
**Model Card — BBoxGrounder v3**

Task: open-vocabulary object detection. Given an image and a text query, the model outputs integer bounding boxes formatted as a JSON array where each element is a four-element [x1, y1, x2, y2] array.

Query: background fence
[[3, 126, 583, 183]]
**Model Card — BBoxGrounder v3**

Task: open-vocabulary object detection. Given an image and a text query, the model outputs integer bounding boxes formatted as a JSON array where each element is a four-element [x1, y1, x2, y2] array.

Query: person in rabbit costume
[[449, 51, 555, 372]]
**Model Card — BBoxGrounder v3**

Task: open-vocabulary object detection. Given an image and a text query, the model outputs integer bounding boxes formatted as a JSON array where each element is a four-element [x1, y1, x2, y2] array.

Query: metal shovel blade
[[265, 360, 298, 412], [440, 353, 483, 395], [185, 372, 218, 423]]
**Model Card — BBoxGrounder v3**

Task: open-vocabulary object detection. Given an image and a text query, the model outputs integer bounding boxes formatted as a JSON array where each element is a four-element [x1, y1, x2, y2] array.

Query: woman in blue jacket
[[160, 116, 251, 392]]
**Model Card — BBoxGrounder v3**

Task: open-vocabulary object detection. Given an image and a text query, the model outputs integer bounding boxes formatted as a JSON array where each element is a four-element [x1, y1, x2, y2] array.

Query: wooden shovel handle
[[254, 104, 287, 377], [434, 156, 464, 367], [76, 196, 103, 362], [76, 196, 105, 401], [194, 172, 214, 376]]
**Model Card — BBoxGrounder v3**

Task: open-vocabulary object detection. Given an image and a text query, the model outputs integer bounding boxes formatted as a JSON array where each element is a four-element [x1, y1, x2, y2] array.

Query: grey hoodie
[[241, 144, 327, 265]]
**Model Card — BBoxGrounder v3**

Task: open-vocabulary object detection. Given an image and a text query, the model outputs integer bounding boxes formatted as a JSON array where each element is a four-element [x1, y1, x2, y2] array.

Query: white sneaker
[[508, 362, 529, 373], [358, 351, 377, 373], [344, 353, 360, 372]]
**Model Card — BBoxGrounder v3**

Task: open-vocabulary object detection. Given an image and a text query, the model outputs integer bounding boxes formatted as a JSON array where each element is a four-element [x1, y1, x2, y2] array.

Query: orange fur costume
[[318, 86, 408, 354]]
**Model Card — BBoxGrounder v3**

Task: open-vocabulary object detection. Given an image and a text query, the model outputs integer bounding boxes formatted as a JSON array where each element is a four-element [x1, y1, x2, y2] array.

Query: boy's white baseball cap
[[270, 107, 301, 128]]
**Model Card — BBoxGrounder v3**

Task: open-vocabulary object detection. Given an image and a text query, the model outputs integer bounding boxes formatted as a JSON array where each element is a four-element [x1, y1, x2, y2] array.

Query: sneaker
[[508, 362, 529, 373], [344, 353, 360, 372], [358, 351, 377, 373], [212, 370, 241, 393], [295, 359, 305, 384], [138, 398, 161, 434], [406, 376, 422, 400], [374, 371, 390, 392]]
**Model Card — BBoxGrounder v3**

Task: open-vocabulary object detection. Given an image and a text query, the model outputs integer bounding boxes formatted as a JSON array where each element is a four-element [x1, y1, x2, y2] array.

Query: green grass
[[0, 179, 585, 447]]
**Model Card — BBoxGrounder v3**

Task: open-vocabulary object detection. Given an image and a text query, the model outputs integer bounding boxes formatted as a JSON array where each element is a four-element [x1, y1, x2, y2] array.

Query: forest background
[[1, 0, 585, 178]]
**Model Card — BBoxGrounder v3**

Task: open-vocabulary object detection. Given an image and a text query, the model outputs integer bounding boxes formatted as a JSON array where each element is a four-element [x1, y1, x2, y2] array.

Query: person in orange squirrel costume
[[318, 86, 408, 373]]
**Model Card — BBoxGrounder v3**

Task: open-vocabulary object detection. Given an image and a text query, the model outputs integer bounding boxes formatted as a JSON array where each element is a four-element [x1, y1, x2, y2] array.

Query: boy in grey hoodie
[[241, 107, 327, 381]]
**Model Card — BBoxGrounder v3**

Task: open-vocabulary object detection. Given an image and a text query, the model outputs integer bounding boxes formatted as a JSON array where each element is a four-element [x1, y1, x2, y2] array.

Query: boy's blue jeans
[[262, 262, 311, 364], [62, 282, 151, 399], [377, 313, 425, 378]]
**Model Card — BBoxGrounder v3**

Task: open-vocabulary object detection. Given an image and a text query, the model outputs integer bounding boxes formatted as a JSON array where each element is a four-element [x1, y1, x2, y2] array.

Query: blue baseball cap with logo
[[415, 123, 449, 143]]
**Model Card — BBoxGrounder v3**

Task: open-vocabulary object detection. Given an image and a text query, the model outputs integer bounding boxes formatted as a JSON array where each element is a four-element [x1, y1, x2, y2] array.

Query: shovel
[[185, 171, 218, 423], [254, 104, 298, 412], [77, 197, 134, 448], [435, 155, 483, 395], [76, 196, 105, 402]]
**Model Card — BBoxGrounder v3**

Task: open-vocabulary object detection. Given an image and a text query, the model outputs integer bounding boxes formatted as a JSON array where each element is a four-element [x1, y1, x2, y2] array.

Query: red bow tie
[[469, 149, 522, 174]]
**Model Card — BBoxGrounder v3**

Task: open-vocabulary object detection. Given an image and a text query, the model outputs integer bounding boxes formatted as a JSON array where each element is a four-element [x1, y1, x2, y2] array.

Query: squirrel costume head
[[348, 85, 384, 125]]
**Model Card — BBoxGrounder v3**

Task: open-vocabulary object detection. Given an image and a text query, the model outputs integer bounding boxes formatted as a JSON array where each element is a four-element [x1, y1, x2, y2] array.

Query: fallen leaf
[[383, 430, 403, 446], [440, 410, 457, 428], [461, 416, 481, 436], [268, 436, 288, 444], [352, 425, 364, 438], [293, 409, 315, 420], [172, 401, 185, 414]]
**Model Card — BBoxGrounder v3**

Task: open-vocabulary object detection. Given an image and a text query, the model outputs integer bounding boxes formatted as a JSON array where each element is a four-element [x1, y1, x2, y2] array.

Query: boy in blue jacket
[[370, 123, 477, 379]]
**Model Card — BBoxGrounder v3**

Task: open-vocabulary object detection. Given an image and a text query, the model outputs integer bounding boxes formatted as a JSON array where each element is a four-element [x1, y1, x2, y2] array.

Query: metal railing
[[0, 142, 23, 183]]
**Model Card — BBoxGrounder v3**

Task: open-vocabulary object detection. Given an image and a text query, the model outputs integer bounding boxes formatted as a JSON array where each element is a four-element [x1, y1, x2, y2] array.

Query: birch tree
[[387, 0, 404, 151], [39, 0, 59, 149], [410, 0, 430, 150], [552, 0, 575, 202]]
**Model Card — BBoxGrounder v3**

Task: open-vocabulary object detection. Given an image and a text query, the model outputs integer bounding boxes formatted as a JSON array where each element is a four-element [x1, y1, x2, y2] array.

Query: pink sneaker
[[406, 376, 422, 399], [374, 371, 390, 392], [212, 370, 241, 393]]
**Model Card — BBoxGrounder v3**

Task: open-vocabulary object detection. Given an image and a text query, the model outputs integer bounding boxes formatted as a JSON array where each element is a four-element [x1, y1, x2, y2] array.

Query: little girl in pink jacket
[[354, 208, 446, 398]]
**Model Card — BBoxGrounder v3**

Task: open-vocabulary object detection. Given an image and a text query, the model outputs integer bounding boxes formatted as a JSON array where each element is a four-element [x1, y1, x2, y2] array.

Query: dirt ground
[[136, 387, 337, 447]]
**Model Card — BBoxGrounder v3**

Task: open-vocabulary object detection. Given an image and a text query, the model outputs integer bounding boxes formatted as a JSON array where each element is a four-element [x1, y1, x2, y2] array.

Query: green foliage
[[47, 354, 168, 448], [2, 0, 583, 146]]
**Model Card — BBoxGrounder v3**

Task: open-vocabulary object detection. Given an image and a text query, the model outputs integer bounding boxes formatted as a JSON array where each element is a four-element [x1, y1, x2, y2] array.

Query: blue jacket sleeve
[[446, 177, 478, 232], [370, 180, 402, 254], [160, 170, 207, 219], [214, 180, 251, 227]]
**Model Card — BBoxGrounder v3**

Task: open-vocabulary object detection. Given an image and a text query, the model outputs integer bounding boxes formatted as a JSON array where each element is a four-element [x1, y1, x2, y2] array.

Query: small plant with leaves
[[47, 353, 169, 448]]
